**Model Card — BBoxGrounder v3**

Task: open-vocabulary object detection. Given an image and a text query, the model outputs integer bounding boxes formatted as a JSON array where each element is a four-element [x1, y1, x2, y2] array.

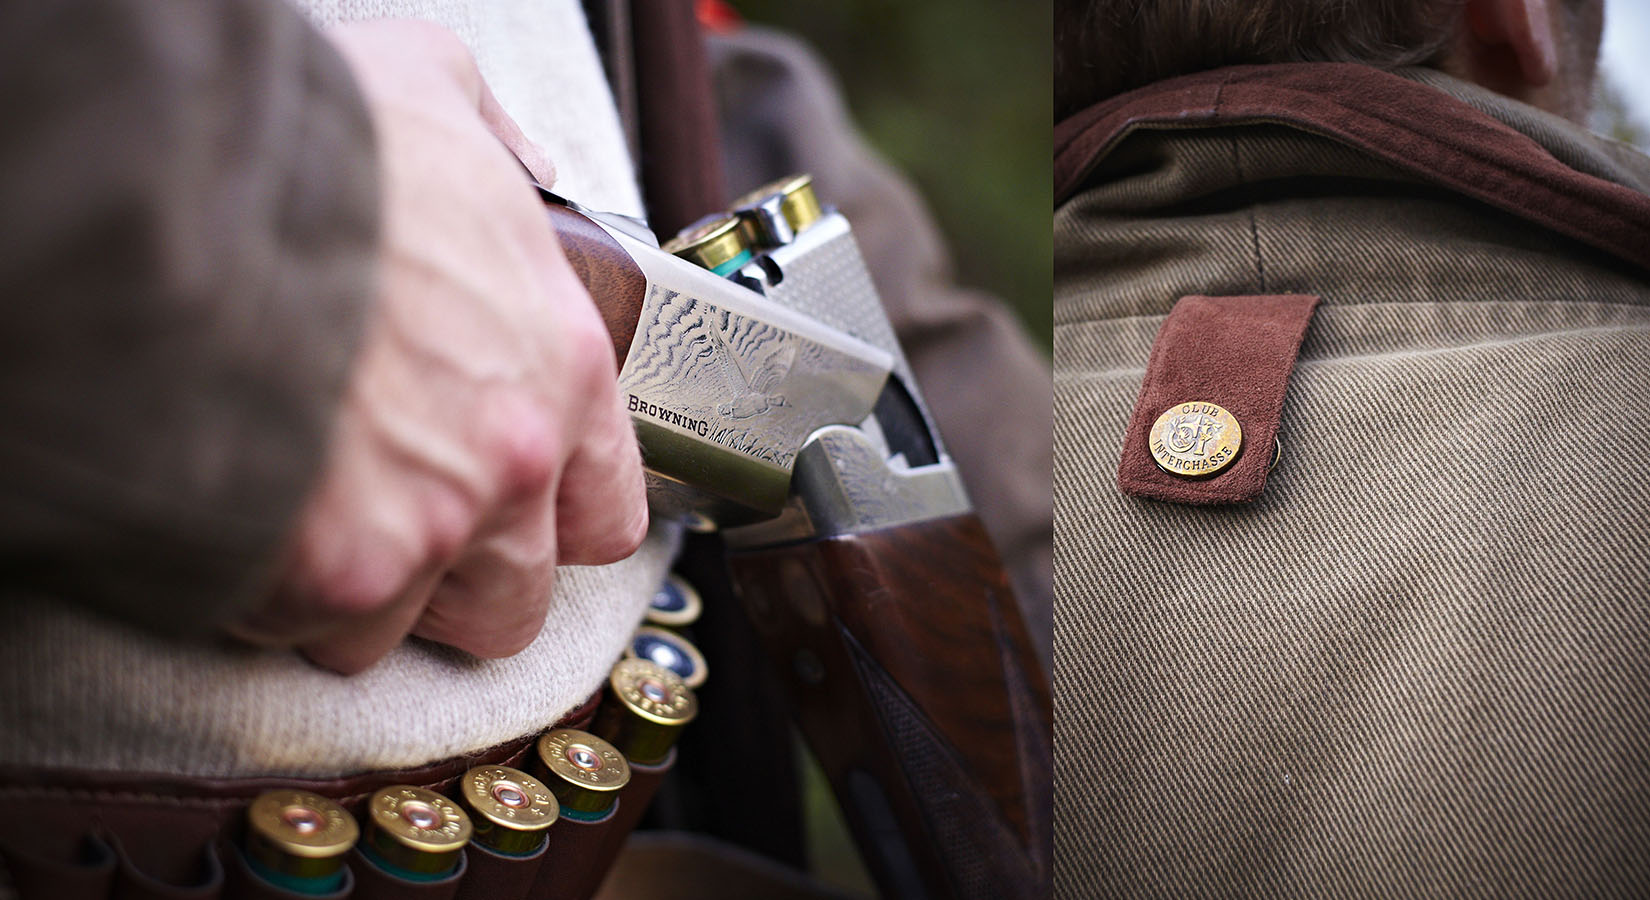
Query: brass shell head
[[363, 785, 471, 876], [245, 790, 357, 883], [456, 765, 558, 857], [534, 729, 631, 818], [594, 658, 698, 765], [733, 173, 824, 247], [662, 214, 752, 275]]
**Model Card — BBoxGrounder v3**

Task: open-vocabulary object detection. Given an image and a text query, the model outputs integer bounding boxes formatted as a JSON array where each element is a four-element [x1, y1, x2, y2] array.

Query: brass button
[[362, 785, 471, 877], [1148, 401, 1243, 478], [245, 790, 357, 889], [456, 765, 558, 857], [534, 728, 631, 820]]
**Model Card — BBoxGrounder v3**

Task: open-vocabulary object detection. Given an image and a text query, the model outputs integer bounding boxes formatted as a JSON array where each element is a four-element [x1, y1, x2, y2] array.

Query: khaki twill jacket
[[1052, 65, 1650, 897]]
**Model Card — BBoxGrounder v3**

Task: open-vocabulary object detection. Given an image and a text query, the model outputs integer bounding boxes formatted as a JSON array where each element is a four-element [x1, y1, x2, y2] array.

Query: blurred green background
[[732, 0, 1054, 352]]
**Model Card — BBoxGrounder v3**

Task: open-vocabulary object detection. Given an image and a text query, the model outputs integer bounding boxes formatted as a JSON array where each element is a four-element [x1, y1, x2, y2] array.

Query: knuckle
[[416, 482, 477, 567], [457, 589, 553, 660], [610, 504, 650, 559], [478, 391, 561, 501], [558, 303, 619, 384], [577, 491, 649, 564], [302, 641, 379, 677], [468, 625, 540, 660], [309, 556, 403, 618]]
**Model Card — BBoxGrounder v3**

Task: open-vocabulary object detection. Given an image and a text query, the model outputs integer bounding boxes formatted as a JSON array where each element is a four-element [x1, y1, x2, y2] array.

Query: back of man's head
[[1055, 0, 1603, 122]]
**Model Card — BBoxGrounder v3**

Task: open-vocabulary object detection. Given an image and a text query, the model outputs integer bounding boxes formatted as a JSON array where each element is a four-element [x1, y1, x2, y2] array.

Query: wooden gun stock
[[727, 515, 1052, 900], [547, 204, 1052, 898], [545, 203, 646, 367]]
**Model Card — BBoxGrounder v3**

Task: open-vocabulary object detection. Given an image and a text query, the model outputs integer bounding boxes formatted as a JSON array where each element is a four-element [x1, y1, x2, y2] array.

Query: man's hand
[[229, 20, 647, 674]]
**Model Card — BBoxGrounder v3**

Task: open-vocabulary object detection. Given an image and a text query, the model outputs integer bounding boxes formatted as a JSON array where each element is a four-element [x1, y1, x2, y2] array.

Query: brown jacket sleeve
[[0, 0, 379, 634], [709, 27, 1053, 666]]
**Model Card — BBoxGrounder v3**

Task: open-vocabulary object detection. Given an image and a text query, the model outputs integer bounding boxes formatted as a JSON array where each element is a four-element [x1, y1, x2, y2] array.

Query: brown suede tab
[[0, 832, 115, 900], [453, 839, 547, 900], [528, 804, 619, 900], [1118, 294, 1319, 505], [350, 847, 464, 900], [108, 832, 224, 899], [529, 749, 675, 900], [221, 836, 353, 900]]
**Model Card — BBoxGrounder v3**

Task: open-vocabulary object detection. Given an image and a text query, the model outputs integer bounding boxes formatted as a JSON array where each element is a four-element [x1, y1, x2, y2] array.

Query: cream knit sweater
[[0, 0, 677, 778]]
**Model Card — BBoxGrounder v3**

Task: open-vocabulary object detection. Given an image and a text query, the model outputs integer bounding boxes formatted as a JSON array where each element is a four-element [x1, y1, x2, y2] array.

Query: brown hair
[[1055, 0, 1466, 119]]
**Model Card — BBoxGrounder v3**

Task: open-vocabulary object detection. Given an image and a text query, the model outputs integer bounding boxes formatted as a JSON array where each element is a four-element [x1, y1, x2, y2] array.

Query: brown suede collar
[[1054, 63, 1650, 275]]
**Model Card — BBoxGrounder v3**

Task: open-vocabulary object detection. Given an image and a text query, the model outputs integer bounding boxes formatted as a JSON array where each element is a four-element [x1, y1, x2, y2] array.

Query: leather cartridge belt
[[0, 656, 702, 900]]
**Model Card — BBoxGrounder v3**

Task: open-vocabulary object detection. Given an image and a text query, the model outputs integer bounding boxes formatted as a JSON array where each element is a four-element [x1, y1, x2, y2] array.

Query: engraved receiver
[[538, 175, 1051, 900]]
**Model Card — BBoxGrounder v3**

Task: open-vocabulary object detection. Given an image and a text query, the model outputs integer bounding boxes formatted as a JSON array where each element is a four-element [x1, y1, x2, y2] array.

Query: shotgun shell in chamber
[[362, 785, 471, 878], [733, 173, 823, 247], [662, 214, 752, 276], [644, 573, 703, 629], [594, 658, 699, 765], [534, 728, 631, 820], [244, 790, 357, 892], [626, 626, 708, 689], [455, 765, 559, 857]]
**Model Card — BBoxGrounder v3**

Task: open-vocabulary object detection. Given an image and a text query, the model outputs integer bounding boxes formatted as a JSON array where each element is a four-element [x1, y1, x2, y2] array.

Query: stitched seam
[[1212, 74, 1268, 294], [1235, 137, 1267, 294], [0, 788, 242, 809]]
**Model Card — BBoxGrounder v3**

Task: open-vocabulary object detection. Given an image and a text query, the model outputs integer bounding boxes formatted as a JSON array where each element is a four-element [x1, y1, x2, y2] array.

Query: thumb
[[477, 79, 557, 187]]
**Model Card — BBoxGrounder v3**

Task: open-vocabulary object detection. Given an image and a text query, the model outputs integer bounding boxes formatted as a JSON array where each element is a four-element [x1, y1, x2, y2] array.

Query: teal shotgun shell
[[593, 658, 698, 765], [244, 790, 357, 893], [534, 729, 630, 820], [362, 785, 471, 878], [456, 765, 559, 856], [662, 214, 752, 275]]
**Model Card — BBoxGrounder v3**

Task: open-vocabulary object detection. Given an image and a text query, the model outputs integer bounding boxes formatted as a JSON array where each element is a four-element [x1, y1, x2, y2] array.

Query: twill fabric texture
[[1053, 67, 1650, 897]]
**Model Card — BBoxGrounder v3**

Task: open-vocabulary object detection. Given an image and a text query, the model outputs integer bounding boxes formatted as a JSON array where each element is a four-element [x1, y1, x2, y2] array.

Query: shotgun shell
[[733, 173, 823, 247], [534, 729, 631, 821], [362, 785, 471, 878], [244, 790, 357, 893], [593, 658, 699, 765], [644, 573, 703, 629], [455, 765, 559, 857], [662, 214, 752, 276], [625, 625, 708, 689]]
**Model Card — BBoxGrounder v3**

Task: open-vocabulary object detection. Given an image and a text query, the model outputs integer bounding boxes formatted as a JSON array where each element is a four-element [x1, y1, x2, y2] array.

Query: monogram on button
[[1149, 402, 1243, 478]]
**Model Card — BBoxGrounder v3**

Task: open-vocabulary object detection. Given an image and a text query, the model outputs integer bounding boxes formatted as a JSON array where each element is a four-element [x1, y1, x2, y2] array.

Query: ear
[[1464, 0, 1558, 85]]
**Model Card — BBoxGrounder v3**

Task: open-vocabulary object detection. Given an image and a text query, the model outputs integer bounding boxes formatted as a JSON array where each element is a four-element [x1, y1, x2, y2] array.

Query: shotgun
[[536, 176, 1051, 900]]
